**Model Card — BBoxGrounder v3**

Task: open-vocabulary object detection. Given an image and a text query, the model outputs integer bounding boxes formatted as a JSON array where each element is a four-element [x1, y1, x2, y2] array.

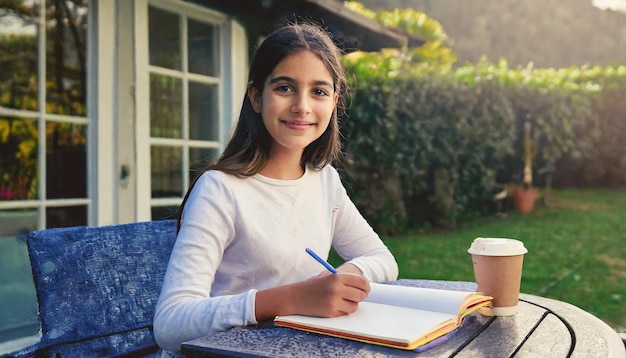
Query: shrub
[[341, 53, 623, 234]]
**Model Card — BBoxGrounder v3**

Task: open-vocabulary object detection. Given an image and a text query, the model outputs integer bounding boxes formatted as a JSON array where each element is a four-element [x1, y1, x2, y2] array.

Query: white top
[[153, 165, 398, 352]]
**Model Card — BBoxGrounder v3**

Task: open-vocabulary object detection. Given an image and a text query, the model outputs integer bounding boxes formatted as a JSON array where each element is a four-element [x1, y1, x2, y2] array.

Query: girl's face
[[248, 50, 338, 156]]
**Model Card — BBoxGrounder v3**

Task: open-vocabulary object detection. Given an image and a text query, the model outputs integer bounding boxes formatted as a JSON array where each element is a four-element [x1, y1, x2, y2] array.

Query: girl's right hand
[[292, 273, 370, 317], [254, 273, 370, 322]]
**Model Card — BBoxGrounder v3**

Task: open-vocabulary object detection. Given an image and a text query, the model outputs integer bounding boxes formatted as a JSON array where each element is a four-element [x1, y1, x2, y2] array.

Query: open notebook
[[274, 283, 492, 350]]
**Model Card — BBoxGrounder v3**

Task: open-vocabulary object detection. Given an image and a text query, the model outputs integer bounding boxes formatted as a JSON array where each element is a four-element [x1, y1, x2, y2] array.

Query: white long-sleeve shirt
[[153, 165, 398, 352]]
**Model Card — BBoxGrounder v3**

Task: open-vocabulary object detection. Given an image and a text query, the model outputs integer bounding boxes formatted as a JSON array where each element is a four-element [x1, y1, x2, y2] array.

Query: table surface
[[181, 279, 626, 358]]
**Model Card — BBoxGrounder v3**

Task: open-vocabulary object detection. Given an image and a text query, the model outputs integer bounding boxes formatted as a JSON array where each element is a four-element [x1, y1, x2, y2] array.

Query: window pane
[[149, 6, 180, 70], [188, 19, 219, 76], [189, 147, 219, 183], [0, 209, 38, 342], [151, 145, 182, 198], [189, 81, 219, 141], [0, 5, 39, 112], [0, 117, 38, 201], [151, 205, 178, 221], [46, 122, 87, 199], [45, 1, 88, 116], [150, 74, 182, 138], [46, 205, 87, 228]]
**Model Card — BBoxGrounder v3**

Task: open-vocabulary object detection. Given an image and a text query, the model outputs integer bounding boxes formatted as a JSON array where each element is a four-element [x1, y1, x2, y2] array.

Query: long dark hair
[[176, 22, 349, 231]]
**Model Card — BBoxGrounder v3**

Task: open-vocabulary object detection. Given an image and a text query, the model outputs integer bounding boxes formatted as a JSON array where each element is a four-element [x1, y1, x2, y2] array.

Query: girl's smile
[[281, 120, 316, 130]]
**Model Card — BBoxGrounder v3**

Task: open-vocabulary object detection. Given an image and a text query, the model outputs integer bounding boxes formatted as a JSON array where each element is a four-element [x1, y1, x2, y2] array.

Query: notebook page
[[365, 283, 472, 314], [276, 301, 456, 345]]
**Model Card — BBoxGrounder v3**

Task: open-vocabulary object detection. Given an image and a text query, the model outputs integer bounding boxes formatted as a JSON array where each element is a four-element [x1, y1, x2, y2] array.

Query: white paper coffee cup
[[468, 238, 527, 316]]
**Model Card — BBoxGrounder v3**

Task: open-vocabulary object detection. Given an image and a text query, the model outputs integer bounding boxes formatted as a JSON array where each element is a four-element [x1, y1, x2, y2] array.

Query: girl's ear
[[247, 83, 262, 114]]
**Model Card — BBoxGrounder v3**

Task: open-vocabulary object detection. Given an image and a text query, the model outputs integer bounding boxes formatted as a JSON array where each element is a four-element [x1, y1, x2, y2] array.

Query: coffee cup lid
[[468, 237, 528, 256]]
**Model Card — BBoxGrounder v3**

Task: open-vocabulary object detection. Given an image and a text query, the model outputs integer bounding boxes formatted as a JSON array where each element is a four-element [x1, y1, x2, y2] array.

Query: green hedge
[[339, 53, 626, 235]]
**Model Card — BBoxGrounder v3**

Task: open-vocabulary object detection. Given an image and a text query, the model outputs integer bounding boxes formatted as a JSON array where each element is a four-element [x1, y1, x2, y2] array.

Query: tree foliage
[[358, 0, 626, 68]]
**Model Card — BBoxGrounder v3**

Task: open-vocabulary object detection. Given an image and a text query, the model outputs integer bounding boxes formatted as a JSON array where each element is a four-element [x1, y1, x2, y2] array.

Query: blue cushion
[[9, 220, 177, 357]]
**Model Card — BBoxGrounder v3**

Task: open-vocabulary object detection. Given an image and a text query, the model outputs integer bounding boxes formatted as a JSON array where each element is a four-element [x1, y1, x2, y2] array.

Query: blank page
[[365, 283, 472, 314], [276, 301, 456, 345]]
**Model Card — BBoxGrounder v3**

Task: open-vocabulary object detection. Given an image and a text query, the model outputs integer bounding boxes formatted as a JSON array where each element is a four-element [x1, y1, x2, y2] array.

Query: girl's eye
[[313, 88, 329, 96], [276, 85, 292, 93]]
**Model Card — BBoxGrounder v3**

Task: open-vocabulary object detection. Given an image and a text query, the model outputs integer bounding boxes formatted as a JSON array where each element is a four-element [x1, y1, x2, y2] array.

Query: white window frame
[[93, 0, 116, 226], [134, 0, 245, 221]]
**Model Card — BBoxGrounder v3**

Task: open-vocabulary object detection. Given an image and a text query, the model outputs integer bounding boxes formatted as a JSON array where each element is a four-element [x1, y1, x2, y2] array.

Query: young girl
[[153, 22, 398, 354]]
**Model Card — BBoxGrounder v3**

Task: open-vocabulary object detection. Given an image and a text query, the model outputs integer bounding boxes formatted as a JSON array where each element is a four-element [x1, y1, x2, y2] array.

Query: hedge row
[[339, 54, 626, 235]]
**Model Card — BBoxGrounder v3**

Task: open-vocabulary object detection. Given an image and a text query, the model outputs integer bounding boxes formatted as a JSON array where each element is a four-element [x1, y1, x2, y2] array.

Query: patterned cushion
[[9, 220, 177, 357]]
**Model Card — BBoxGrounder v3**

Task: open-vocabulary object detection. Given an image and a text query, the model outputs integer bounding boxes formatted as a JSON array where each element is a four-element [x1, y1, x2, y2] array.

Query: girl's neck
[[259, 149, 305, 180]]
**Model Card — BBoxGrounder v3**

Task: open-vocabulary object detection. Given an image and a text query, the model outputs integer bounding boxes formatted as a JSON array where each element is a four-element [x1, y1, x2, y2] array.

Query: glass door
[[136, 0, 234, 221], [0, 0, 90, 349]]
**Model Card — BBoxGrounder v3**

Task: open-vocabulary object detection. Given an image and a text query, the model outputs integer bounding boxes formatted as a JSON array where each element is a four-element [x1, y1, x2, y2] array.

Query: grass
[[331, 188, 626, 332]]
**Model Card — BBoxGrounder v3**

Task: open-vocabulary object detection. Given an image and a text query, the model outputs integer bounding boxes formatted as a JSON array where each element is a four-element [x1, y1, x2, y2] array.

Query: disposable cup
[[468, 237, 528, 316]]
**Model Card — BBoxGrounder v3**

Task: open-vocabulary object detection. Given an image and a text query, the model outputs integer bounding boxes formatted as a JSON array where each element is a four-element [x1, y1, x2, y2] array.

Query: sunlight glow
[[592, 0, 626, 12]]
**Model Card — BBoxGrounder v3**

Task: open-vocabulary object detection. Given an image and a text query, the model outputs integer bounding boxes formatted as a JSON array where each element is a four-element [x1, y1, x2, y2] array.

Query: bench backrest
[[14, 220, 177, 357]]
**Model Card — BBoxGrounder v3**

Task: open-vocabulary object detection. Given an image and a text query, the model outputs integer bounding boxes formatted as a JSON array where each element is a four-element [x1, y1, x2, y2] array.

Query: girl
[[153, 22, 398, 354]]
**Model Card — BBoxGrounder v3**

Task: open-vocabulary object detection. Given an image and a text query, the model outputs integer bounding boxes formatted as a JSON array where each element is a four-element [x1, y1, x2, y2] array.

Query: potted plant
[[513, 120, 537, 213]]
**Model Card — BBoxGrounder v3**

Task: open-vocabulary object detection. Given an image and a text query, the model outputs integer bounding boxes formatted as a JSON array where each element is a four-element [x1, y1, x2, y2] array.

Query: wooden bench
[[8, 220, 177, 357]]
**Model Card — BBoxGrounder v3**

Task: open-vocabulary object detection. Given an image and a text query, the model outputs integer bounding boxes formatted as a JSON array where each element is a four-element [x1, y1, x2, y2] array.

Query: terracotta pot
[[513, 188, 537, 214]]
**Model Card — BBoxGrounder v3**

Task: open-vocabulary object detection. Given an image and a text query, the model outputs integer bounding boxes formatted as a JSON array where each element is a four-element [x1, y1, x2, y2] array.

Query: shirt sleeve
[[328, 168, 399, 282], [153, 172, 258, 352]]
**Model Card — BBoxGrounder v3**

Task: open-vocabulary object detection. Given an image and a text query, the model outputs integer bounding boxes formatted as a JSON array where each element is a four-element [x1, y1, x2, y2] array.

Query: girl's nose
[[291, 93, 311, 115]]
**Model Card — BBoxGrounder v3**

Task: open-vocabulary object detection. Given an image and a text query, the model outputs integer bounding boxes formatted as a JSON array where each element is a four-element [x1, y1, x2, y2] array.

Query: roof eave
[[301, 0, 425, 51]]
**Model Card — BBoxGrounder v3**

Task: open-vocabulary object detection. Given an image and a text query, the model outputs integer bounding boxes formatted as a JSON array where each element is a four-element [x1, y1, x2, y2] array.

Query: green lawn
[[333, 188, 626, 332]]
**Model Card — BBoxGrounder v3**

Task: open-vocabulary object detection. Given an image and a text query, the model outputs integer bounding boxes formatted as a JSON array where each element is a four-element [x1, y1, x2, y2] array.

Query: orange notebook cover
[[274, 283, 492, 350]]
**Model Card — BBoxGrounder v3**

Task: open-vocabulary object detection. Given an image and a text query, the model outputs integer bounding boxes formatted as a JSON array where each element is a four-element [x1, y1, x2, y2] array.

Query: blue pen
[[305, 248, 338, 274]]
